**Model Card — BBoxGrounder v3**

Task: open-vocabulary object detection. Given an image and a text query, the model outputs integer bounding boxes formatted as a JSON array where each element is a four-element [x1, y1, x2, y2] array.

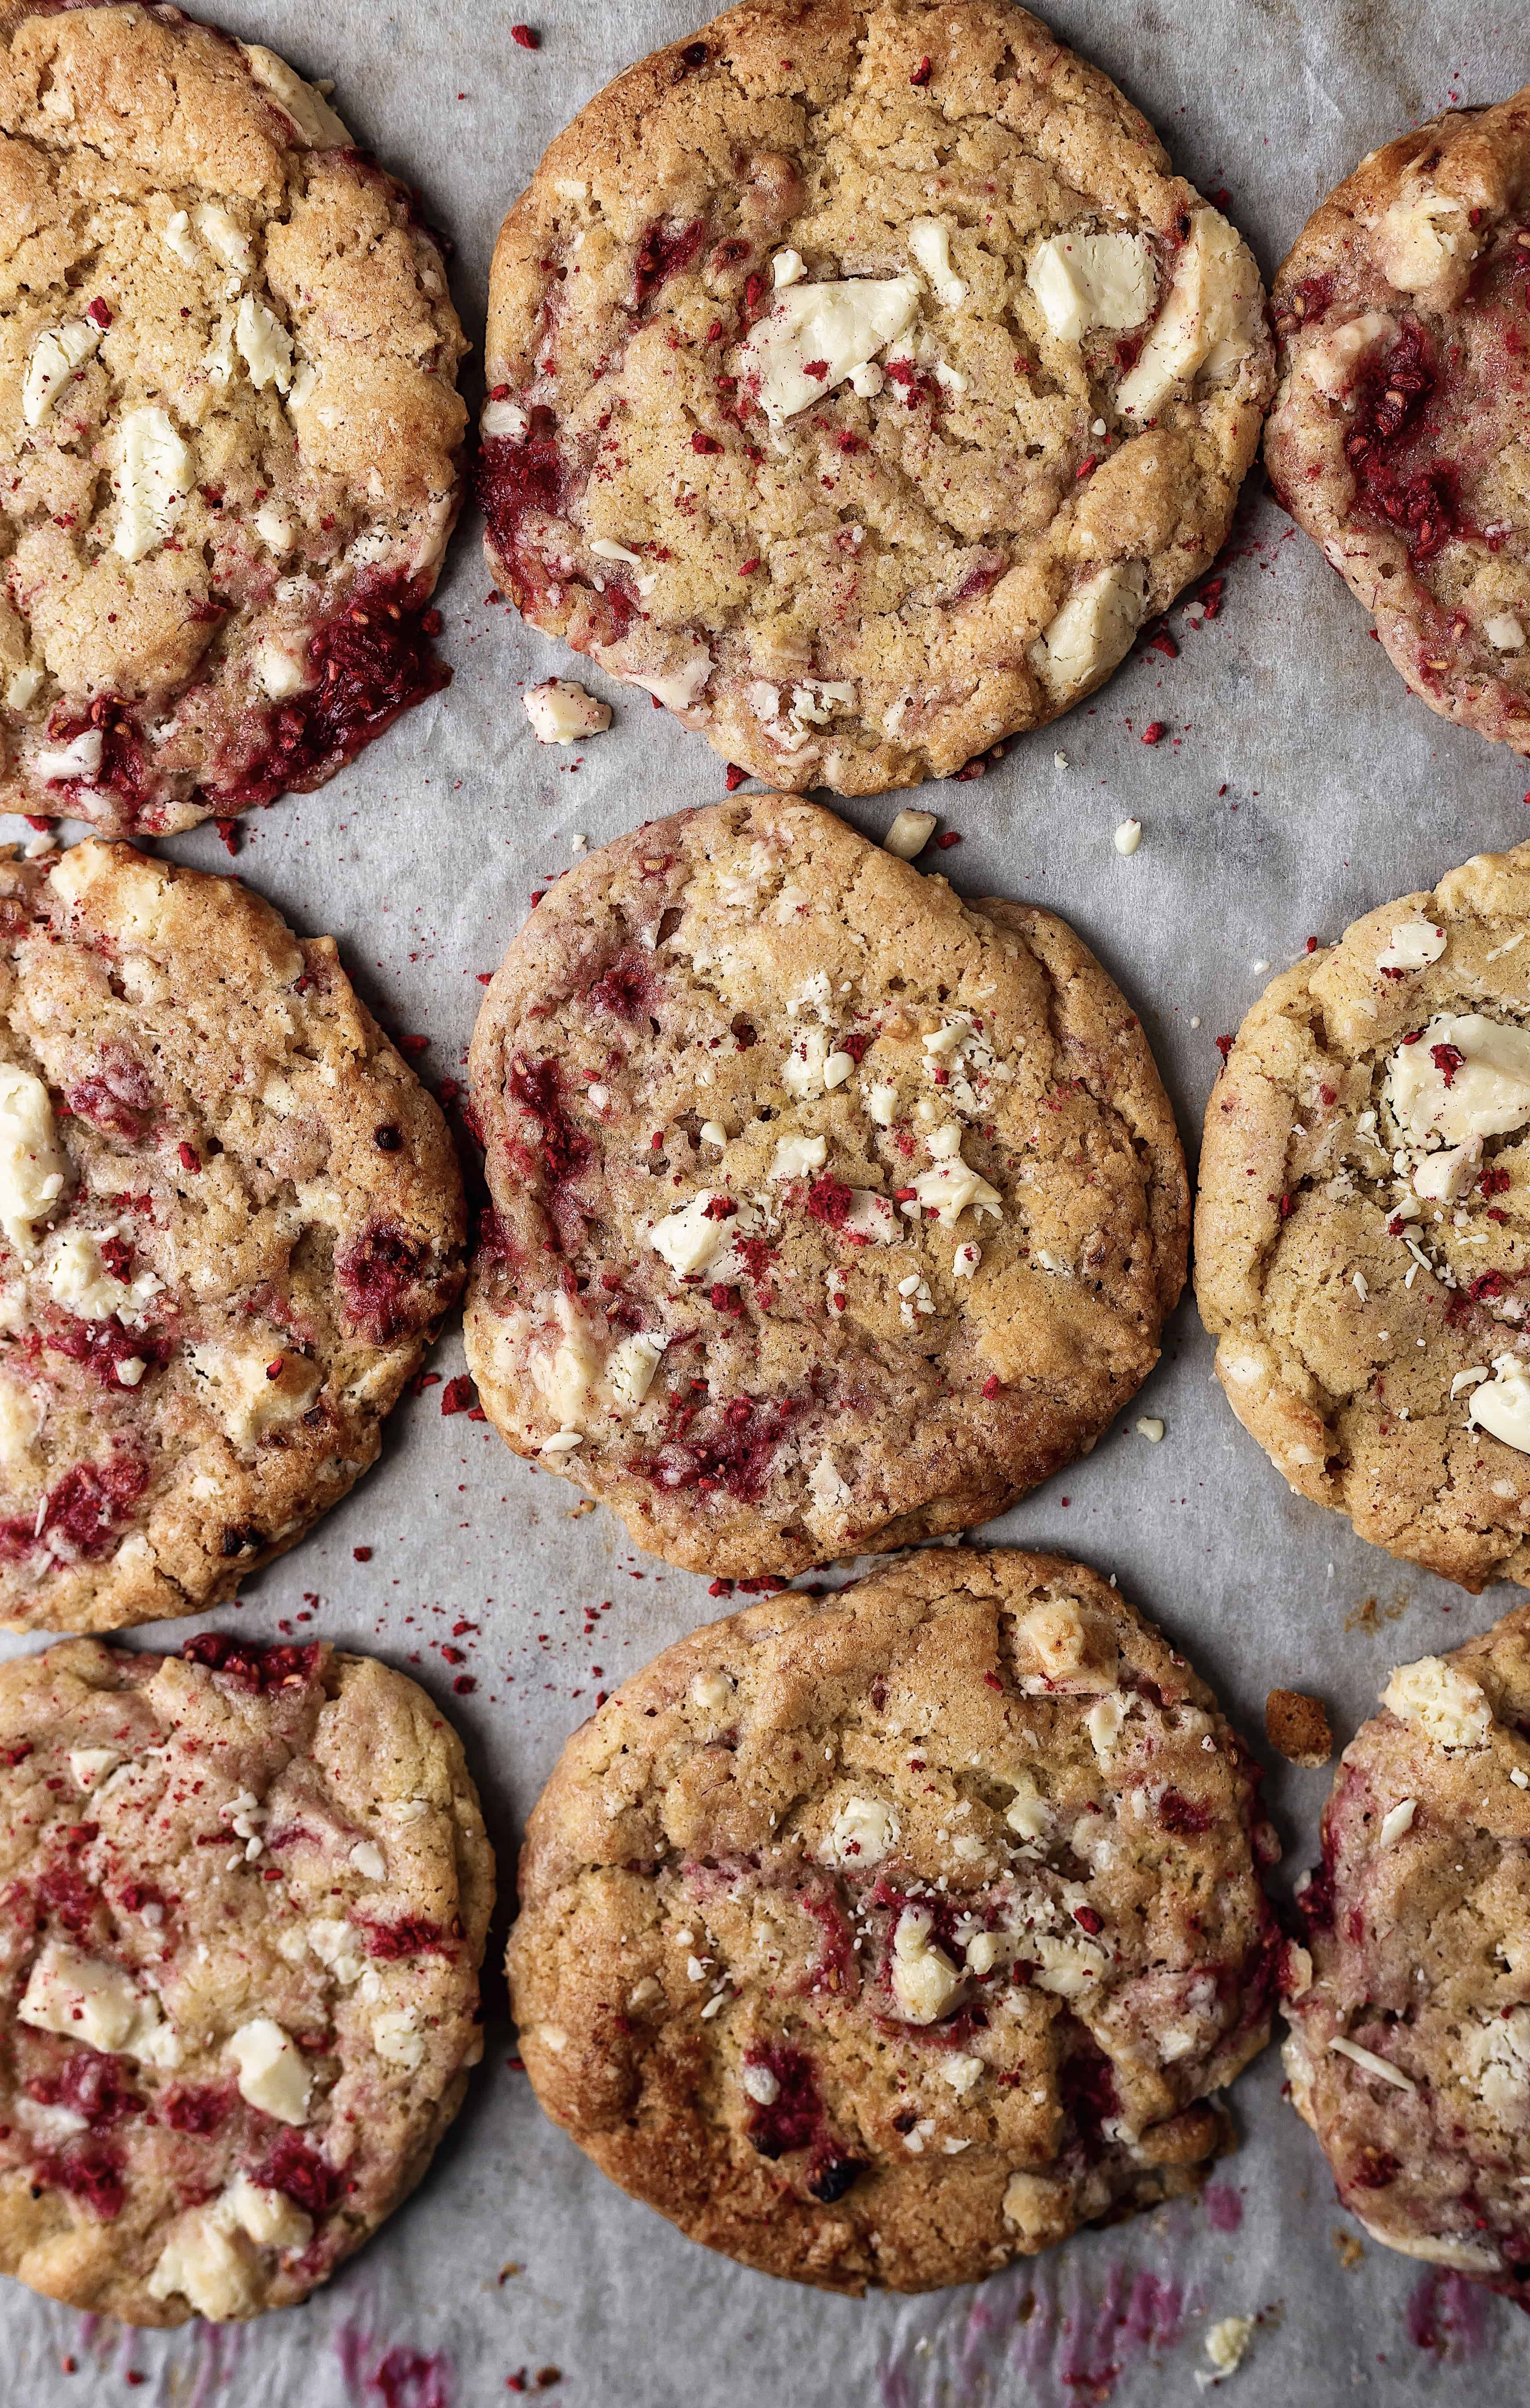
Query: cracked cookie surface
[[1266, 87, 1530, 756], [0, 1633, 493, 2325], [0, 0, 467, 833], [1196, 840, 1530, 1593], [0, 837, 464, 1635], [1283, 1600, 1530, 2302], [480, 0, 1271, 794], [463, 796, 1188, 1579], [509, 1549, 1278, 2294]]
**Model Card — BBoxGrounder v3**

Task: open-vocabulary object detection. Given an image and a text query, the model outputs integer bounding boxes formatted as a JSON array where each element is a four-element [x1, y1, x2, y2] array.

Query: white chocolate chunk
[[941, 2052, 984, 2094], [734, 275, 920, 425], [910, 1122, 1002, 1227], [371, 2005, 425, 2070], [254, 636, 311, 700], [771, 248, 805, 288], [689, 1667, 732, 1714], [524, 679, 611, 744], [648, 1192, 736, 1277], [483, 396, 530, 440], [528, 1292, 602, 1428], [18, 1940, 175, 2063], [162, 209, 200, 268], [1030, 562, 1147, 698], [307, 1916, 367, 1985], [607, 1330, 667, 1410], [1412, 1135, 1480, 1202], [821, 1793, 899, 1868], [224, 2173, 312, 2251], [0, 1368, 38, 1476], [1368, 185, 1475, 294], [1026, 231, 1153, 343], [240, 44, 352, 146], [1378, 1797, 1417, 1847], [234, 294, 293, 393], [770, 1133, 828, 1180], [68, 1747, 121, 1791], [884, 808, 937, 860], [1486, 613, 1527, 652], [890, 1906, 962, 2023], [0, 1066, 67, 1259], [1117, 209, 1260, 418], [193, 203, 253, 273], [48, 1229, 160, 1323], [1300, 309, 1394, 401], [185, 1336, 321, 1450], [1114, 818, 1142, 855], [1381, 1654, 1493, 1749], [622, 644, 713, 715], [349, 1840, 385, 1882], [22, 319, 102, 427], [1469, 1353, 1530, 1456], [910, 219, 968, 309], [1376, 918, 1446, 973], [148, 2209, 259, 2322], [741, 2061, 779, 2104], [228, 2017, 312, 2124], [1086, 1692, 1126, 1760], [845, 1189, 895, 1243], [1004, 1781, 1050, 1840], [112, 407, 194, 562], [807, 1449, 852, 1523], [35, 728, 102, 785], [1387, 1014, 1530, 1146], [1329, 2034, 1416, 2091]]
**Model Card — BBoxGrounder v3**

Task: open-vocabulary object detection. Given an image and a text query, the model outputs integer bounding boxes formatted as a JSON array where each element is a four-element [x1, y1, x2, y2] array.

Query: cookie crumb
[[1199, 2316, 1254, 2385], [1265, 1687, 1332, 1767], [1332, 2229, 1365, 2269]]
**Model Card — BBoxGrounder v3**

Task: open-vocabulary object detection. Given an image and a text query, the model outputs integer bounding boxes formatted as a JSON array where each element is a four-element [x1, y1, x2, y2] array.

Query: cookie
[[463, 796, 1187, 1579], [0, 1632, 494, 2325], [1283, 1601, 1530, 2299], [0, 0, 467, 835], [479, 0, 1272, 794], [1266, 88, 1530, 755], [0, 837, 464, 1635], [1193, 839, 1530, 1593], [509, 1549, 1279, 2294]]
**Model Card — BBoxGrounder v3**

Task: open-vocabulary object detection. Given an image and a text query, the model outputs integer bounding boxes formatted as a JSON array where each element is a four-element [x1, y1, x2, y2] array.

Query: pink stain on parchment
[[1203, 2183, 1244, 2234], [879, 2253, 1194, 2408], [1405, 2269, 1491, 2360], [337, 2320, 455, 2408]]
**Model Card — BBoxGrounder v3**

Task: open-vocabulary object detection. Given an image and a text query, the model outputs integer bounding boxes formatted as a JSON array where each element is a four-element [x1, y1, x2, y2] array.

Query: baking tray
[[4, 0, 1529, 2397]]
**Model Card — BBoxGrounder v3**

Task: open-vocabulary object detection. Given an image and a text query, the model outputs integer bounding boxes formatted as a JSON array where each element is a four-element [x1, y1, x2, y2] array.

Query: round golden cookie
[[508, 1549, 1279, 2294], [0, 1633, 494, 2325], [463, 796, 1188, 1579], [1266, 87, 1530, 755], [0, 838, 464, 1635], [1196, 838, 1530, 1593], [1283, 1600, 1530, 2302], [478, 0, 1273, 794], [0, 1, 467, 833]]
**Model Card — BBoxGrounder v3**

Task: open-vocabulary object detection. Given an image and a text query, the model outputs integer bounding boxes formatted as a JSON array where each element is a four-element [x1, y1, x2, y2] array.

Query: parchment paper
[[4, 0, 1528, 2397]]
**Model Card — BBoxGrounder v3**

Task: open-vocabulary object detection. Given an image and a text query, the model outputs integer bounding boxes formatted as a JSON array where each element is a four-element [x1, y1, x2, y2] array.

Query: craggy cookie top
[[0, 1634, 493, 2324], [1266, 88, 1530, 756], [509, 1550, 1278, 2294], [1284, 1602, 1530, 2302], [1195, 841, 1530, 1593], [0, 839, 464, 1635], [464, 798, 1187, 1579], [0, 0, 467, 834], [480, 0, 1272, 794]]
